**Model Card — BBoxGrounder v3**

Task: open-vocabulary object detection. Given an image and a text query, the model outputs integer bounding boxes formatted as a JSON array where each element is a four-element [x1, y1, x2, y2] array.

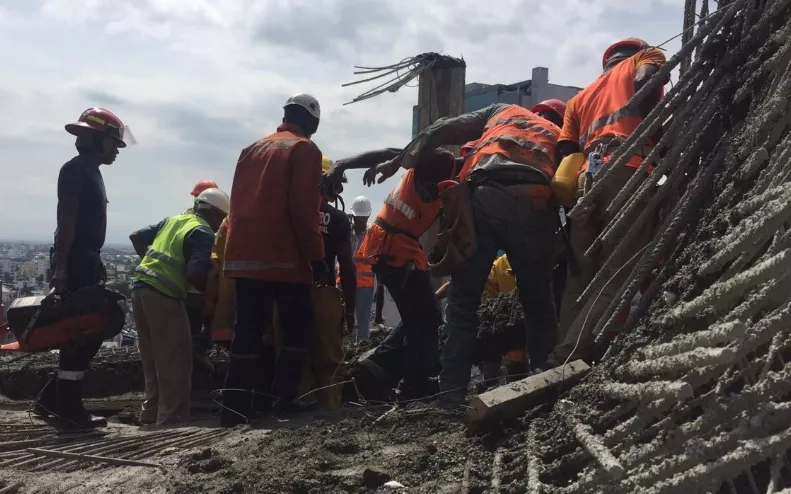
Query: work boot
[[55, 379, 107, 428], [32, 376, 57, 418], [220, 356, 257, 428]]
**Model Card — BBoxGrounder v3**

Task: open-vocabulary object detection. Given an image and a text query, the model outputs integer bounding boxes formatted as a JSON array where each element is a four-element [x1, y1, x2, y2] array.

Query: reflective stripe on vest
[[133, 213, 210, 299], [579, 104, 642, 152], [460, 105, 559, 182]]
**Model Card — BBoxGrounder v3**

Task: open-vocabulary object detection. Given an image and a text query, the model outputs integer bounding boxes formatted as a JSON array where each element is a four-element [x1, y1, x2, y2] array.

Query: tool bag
[[3, 285, 125, 352], [427, 181, 477, 277]]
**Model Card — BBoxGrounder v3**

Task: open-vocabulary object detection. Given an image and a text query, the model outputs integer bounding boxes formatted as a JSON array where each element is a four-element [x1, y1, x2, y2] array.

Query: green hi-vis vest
[[134, 213, 210, 299]]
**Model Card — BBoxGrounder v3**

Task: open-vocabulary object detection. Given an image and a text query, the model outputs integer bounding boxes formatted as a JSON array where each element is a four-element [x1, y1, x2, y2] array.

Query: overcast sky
[[0, 0, 684, 245]]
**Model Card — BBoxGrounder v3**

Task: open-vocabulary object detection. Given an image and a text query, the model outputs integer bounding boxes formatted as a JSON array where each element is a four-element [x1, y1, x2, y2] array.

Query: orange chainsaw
[[0, 285, 125, 352]]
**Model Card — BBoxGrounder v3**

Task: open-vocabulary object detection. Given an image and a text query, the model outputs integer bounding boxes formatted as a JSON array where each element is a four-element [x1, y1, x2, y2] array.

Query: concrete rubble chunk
[[466, 360, 590, 425]]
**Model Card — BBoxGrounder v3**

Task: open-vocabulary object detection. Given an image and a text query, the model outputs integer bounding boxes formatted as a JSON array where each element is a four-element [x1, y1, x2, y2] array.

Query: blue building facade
[[413, 66, 581, 137]]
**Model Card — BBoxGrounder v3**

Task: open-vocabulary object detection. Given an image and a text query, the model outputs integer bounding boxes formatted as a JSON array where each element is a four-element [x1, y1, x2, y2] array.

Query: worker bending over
[[222, 94, 326, 426], [130, 188, 228, 425], [368, 100, 566, 407], [35, 107, 133, 428], [327, 147, 458, 400], [548, 39, 667, 367], [348, 196, 376, 341], [185, 179, 219, 371]]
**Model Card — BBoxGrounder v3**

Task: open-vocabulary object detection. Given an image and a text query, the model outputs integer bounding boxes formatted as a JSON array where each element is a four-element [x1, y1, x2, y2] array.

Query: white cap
[[195, 188, 230, 214], [350, 196, 372, 217], [284, 93, 320, 120]]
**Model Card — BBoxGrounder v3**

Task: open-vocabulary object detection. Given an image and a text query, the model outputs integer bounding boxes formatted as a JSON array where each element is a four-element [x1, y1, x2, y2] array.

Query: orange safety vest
[[336, 231, 376, 288], [571, 53, 661, 169], [458, 105, 560, 182], [357, 169, 442, 271], [224, 123, 323, 284]]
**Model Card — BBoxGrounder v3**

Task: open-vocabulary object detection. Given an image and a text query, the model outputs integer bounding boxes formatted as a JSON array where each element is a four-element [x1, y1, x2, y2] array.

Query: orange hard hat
[[602, 38, 648, 69], [531, 99, 567, 122], [191, 179, 219, 197], [460, 140, 479, 157], [65, 107, 134, 147]]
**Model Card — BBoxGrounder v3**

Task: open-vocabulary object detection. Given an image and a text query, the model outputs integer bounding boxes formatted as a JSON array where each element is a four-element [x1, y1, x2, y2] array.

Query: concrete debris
[[640, 320, 747, 360], [621, 347, 737, 378], [597, 381, 694, 403]]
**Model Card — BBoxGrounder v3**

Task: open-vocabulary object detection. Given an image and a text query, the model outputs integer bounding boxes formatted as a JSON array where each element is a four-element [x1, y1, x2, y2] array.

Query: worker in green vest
[[129, 187, 229, 426]]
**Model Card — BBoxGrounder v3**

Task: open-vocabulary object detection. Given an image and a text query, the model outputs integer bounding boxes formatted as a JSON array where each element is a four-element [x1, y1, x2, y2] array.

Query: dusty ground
[[0, 401, 504, 494]]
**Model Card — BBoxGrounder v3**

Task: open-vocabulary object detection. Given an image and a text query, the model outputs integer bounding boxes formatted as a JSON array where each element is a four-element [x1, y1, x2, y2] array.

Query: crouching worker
[[129, 188, 229, 425], [325, 147, 459, 401]]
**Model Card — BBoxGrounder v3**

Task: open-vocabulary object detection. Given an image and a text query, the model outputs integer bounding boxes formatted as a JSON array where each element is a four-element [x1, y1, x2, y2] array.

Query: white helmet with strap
[[350, 196, 372, 217], [284, 93, 321, 120], [195, 188, 230, 214]]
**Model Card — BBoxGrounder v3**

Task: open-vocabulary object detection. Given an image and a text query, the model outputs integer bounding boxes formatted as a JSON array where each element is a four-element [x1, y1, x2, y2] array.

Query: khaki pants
[[132, 286, 193, 425], [549, 165, 653, 366]]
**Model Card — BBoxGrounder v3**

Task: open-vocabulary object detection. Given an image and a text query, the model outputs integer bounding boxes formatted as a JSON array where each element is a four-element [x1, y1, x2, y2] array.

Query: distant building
[[412, 66, 581, 137]]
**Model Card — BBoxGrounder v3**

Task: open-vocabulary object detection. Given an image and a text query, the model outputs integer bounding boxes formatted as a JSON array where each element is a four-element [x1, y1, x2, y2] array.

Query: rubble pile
[[498, 0, 791, 491]]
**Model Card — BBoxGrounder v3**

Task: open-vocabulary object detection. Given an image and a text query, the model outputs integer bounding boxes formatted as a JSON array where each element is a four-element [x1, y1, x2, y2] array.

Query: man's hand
[[363, 159, 400, 187], [50, 268, 68, 293], [311, 260, 331, 285], [345, 311, 355, 333]]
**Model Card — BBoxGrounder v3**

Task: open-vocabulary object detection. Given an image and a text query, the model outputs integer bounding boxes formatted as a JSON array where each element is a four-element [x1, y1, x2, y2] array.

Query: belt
[[374, 218, 420, 241]]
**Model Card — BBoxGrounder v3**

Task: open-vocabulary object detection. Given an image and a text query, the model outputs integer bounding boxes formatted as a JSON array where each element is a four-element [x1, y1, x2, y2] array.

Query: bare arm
[[336, 238, 357, 315], [54, 197, 79, 275], [333, 148, 402, 173], [374, 279, 386, 323], [129, 232, 148, 258]]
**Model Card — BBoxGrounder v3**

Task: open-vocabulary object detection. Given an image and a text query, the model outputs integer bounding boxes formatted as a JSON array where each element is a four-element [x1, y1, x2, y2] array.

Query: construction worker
[[349, 196, 376, 341], [186, 179, 219, 371], [34, 107, 133, 428], [129, 188, 229, 426], [547, 39, 667, 367], [367, 101, 565, 407], [205, 217, 233, 346], [326, 147, 459, 400], [221, 93, 326, 426], [319, 157, 357, 334]]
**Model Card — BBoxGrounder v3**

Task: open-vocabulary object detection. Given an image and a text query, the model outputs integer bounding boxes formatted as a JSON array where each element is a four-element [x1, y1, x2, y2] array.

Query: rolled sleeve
[[558, 97, 580, 145], [183, 226, 216, 275]]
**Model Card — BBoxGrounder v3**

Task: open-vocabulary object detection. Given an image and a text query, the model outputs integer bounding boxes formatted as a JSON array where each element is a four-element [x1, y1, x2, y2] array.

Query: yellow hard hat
[[322, 156, 333, 172]]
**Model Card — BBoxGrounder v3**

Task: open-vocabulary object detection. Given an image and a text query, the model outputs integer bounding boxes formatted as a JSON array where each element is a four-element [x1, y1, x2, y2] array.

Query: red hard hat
[[65, 107, 134, 147], [460, 140, 479, 157], [602, 38, 648, 69], [191, 179, 219, 197], [530, 99, 567, 122]]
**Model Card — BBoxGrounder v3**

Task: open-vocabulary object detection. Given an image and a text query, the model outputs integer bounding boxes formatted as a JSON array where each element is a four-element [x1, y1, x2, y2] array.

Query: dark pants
[[186, 292, 210, 353], [362, 265, 442, 396], [225, 278, 314, 402], [439, 183, 558, 404], [54, 251, 105, 372]]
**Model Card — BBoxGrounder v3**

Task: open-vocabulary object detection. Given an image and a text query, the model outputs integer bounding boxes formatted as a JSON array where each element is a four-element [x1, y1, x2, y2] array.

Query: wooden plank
[[466, 360, 591, 425]]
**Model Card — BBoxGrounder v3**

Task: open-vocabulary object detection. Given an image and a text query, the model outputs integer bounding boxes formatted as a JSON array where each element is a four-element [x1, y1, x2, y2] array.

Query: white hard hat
[[195, 188, 230, 214], [350, 196, 372, 217], [284, 93, 321, 120]]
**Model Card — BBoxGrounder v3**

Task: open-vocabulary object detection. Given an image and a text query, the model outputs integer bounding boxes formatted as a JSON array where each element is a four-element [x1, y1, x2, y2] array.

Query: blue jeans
[[439, 183, 558, 404], [355, 286, 375, 341]]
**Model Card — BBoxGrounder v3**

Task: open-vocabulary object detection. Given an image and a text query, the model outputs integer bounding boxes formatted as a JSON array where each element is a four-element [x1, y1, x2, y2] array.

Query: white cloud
[[0, 0, 685, 243]]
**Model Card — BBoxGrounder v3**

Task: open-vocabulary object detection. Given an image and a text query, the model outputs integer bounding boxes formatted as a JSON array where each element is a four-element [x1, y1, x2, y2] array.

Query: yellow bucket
[[551, 152, 585, 208]]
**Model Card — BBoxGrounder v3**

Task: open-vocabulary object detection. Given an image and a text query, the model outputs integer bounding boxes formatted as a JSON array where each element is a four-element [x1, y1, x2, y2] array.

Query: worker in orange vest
[[325, 147, 459, 400], [221, 93, 327, 426], [347, 196, 377, 341], [547, 38, 668, 368], [368, 102, 564, 408]]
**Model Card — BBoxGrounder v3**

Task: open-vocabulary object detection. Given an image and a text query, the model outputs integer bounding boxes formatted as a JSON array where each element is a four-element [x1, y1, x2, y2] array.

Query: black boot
[[32, 376, 57, 417], [250, 346, 276, 418], [55, 379, 106, 428], [271, 350, 309, 417], [221, 357, 257, 428]]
